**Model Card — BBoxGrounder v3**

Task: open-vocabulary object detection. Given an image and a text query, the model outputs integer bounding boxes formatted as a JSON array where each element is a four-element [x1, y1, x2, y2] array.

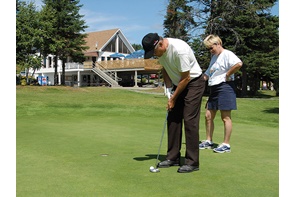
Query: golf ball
[[150, 166, 154, 170]]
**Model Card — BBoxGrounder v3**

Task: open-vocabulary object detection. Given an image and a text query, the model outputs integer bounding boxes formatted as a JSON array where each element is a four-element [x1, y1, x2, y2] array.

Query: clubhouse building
[[31, 28, 162, 87]]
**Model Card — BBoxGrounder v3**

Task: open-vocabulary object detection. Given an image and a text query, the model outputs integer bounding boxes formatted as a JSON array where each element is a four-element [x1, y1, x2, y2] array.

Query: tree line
[[16, 0, 279, 96]]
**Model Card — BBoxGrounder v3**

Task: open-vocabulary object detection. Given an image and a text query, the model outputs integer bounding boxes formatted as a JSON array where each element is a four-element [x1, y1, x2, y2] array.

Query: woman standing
[[199, 35, 243, 153]]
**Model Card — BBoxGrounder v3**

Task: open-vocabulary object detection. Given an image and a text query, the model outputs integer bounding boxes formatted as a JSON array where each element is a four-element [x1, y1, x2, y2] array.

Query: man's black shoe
[[157, 160, 180, 168], [177, 165, 199, 173]]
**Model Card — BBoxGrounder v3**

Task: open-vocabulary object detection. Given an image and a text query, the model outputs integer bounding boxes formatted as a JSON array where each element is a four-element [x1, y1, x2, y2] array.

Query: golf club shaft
[[155, 111, 168, 167]]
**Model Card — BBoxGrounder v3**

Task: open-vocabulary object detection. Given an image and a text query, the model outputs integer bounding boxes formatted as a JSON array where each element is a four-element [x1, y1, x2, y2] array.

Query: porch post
[[134, 70, 138, 87], [78, 71, 81, 87], [90, 74, 94, 86], [58, 72, 61, 85]]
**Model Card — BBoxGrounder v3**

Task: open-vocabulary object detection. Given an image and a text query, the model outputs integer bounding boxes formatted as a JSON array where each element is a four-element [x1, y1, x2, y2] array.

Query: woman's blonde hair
[[203, 35, 222, 48]]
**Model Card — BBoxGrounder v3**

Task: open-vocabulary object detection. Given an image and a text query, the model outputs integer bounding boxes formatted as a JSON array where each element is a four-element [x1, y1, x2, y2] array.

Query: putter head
[[149, 166, 160, 173]]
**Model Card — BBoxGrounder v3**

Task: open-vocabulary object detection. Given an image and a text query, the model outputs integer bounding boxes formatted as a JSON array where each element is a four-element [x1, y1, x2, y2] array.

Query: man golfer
[[142, 33, 205, 173]]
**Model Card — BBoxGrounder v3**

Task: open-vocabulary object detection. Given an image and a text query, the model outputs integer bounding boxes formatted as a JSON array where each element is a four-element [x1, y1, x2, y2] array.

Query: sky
[[32, 0, 279, 45]]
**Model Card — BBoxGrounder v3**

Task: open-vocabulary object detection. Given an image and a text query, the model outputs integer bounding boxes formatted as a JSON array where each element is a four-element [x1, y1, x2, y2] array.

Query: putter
[[149, 111, 168, 173]]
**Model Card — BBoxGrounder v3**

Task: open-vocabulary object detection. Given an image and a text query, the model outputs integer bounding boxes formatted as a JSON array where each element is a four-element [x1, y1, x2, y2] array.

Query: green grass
[[16, 86, 279, 197]]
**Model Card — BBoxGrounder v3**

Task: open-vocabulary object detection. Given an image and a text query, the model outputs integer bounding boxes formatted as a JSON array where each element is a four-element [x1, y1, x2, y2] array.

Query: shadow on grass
[[134, 142, 226, 164], [133, 154, 189, 166], [133, 154, 166, 162], [237, 90, 278, 98], [255, 90, 277, 98], [263, 107, 279, 114]]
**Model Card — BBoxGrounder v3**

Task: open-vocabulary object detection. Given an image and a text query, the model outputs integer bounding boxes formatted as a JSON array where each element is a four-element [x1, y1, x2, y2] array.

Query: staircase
[[92, 62, 121, 87]]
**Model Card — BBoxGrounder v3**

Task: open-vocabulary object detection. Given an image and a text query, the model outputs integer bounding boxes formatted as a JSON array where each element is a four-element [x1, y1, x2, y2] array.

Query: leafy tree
[[16, 1, 43, 83], [163, 0, 197, 41], [41, 0, 89, 85], [132, 44, 142, 51]]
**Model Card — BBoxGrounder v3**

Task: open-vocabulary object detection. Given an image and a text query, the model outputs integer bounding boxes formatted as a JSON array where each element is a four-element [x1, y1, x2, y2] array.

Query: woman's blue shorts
[[207, 81, 237, 110]]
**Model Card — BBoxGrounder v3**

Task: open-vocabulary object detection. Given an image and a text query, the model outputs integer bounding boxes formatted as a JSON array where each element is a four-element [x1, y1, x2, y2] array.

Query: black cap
[[142, 33, 160, 59]]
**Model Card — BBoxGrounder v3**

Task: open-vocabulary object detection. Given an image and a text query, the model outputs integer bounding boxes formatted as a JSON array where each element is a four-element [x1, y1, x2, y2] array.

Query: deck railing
[[65, 62, 84, 69]]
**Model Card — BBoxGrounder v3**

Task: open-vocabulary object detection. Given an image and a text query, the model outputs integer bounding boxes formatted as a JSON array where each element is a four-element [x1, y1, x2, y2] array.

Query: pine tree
[[41, 0, 89, 85], [163, 0, 197, 41]]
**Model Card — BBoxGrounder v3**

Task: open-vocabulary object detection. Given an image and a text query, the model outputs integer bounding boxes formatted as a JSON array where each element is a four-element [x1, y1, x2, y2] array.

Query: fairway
[[16, 86, 279, 196]]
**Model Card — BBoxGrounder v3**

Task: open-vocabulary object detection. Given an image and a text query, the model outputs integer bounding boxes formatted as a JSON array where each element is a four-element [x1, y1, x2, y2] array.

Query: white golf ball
[[150, 166, 154, 170]]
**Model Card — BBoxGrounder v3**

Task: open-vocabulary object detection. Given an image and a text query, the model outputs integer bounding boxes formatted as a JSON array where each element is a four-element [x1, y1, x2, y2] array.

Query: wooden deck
[[83, 59, 162, 71]]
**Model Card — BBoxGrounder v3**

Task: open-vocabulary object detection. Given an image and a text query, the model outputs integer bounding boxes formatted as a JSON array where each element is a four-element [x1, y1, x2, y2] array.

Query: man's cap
[[142, 33, 160, 59]]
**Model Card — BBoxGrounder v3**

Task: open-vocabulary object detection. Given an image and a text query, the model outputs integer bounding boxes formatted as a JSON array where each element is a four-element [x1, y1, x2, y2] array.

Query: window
[[104, 35, 131, 54]]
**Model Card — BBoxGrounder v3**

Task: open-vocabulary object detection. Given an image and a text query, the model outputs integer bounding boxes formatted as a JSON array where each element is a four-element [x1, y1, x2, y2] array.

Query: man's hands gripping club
[[166, 87, 175, 111], [165, 71, 191, 111]]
